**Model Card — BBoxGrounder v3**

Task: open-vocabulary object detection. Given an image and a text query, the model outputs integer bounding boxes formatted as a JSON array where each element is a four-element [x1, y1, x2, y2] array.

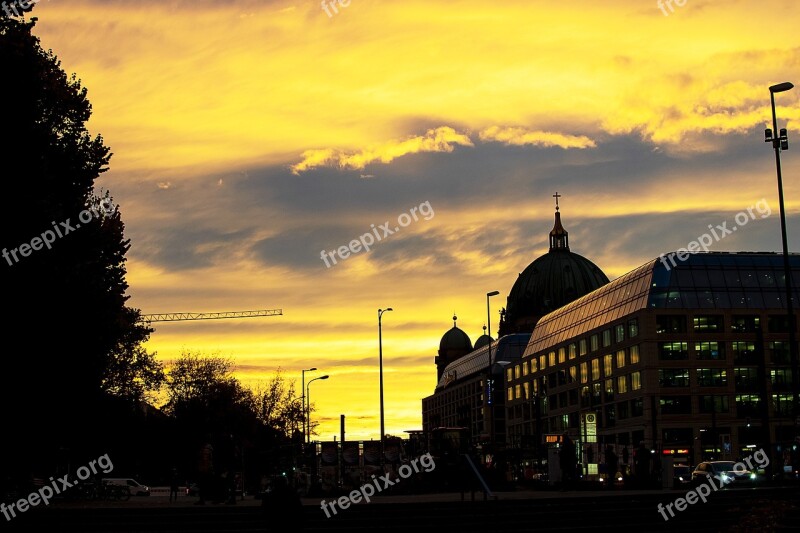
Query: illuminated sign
[[662, 448, 691, 455], [545, 434, 564, 444], [583, 413, 597, 443]]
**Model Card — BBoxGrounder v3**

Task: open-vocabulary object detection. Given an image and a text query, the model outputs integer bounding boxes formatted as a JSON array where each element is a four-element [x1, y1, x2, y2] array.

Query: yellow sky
[[29, 0, 800, 441]]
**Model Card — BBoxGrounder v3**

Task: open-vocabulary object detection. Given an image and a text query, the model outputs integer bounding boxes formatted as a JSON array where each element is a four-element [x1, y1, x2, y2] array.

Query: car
[[690, 461, 760, 487], [101, 478, 151, 496], [673, 464, 692, 487]]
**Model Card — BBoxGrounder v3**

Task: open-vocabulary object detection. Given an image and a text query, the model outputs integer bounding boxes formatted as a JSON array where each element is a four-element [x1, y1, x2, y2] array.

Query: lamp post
[[307, 375, 329, 444], [378, 307, 393, 465], [765, 82, 798, 464], [302, 368, 318, 444], [486, 291, 500, 452]]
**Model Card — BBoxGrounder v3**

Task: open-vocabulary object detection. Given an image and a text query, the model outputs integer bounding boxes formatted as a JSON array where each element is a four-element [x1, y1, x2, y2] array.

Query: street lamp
[[486, 291, 500, 450], [307, 375, 329, 444], [378, 307, 393, 462], [302, 367, 318, 444], [765, 82, 798, 461]]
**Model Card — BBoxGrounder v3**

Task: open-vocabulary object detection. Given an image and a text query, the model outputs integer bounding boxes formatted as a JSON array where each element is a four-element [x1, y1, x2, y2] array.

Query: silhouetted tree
[[0, 16, 154, 479]]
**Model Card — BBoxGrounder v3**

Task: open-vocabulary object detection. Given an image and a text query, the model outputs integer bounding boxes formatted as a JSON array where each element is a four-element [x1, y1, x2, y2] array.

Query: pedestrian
[[634, 441, 651, 488], [262, 475, 304, 531], [604, 445, 618, 489], [559, 432, 576, 490], [195, 438, 214, 505], [169, 467, 180, 502]]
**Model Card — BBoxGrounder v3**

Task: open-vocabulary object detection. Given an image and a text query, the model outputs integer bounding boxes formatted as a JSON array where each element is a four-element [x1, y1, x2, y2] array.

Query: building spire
[[549, 192, 570, 251]]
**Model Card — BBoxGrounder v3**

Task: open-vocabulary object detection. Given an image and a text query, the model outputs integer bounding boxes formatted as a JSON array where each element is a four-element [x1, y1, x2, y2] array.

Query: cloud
[[290, 126, 474, 174], [479, 126, 597, 149]]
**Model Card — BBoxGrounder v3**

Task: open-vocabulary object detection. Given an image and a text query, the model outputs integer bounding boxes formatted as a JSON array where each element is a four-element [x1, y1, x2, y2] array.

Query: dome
[[474, 325, 493, 349], [439, 315, 473, 352], [502, 199, 609, 334]]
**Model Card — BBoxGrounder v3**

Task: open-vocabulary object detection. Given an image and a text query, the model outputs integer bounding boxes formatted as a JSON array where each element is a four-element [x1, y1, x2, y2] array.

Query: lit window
[[580, 362, 588, 384], [616, 349, 626, 369], [507, 387, 513, 401], [615, 324, 625, 343], [604, 354, 613, 377], [591, 359, 600, 381], [549, 351, 556, 367], [569, 343, 577, 360], [558, 348, 566, 364], [617, 375, 628, 394], [630, 345, 640, 364], [631, 371, 641, 390]]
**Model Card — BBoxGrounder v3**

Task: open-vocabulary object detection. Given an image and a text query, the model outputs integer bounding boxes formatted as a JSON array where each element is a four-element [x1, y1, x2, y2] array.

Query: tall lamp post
[[486, 291, 500, 453], [307, 375, 329, 444], [378, 307, 393, 465], [302, 367, 318, 444], [765, 82, 798, 463]]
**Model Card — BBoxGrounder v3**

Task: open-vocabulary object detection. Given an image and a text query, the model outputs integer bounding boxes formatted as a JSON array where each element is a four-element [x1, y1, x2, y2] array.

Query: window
[[580, 362, 588, 384], [616, 349, 626, 369], [603, 329, 612, 348], [522, 361, 529, 376], [569, 343, 577, 360], [656, 315, 686, 334], [770, 341, 790, 364], [558, 347, 566, 364], [696, 368, 727, 387], [605, 404, 616, 427], [630, 345, 640, 364], [699, 395, 728, 413], [591, 359, 600, 381], [615, 324, 625, 343], [632, 397, 644, 417], [693, 315, 723, 332], [695, 341, 725, 360], [539, 355, 547, 371], [506, 367, 513, 381], [658, 342, 688, 360], [507, 387, 513, 401], [549, 351, 556, 367], [592, 382, 602, 403], [770, 368, 793, 391], [531, 358, 538, 373], [628, 318, 639, 338], [659, 396, 692, 415], [735, 394, 760, 417], [734, 367, 758, 391], [590, 334, 599, 352], [731, 315, 760, 332], [604, 354, 613, 377], [569, 366, 577, 383], [631, 371, 642, 391], [617, 375, 628, 394], [732, 342, 757, 363], [768, 315, 789, 333], [579, 339, 587, 356], [580, 386, 590, 408], [658, 369, 690, 387], [523, 382, 530, 400], [514, 365, 521, 379], [514, 384, 521, 400], [605, 379, 614, 401], [618, 400, 629, 420], [772, 394, 793, 415]]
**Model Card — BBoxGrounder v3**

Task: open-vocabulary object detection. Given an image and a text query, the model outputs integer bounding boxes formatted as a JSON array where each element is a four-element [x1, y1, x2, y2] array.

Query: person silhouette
[[262, 475, 304, 531], [169, 468, 180, 502]]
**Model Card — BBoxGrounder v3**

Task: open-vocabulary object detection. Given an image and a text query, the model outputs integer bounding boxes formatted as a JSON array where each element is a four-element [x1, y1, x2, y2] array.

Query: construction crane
[[141, 309, 283, 323]]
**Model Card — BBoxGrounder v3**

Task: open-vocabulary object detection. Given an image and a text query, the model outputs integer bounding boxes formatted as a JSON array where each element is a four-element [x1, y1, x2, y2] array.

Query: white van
[[102, 478, 151, 496]]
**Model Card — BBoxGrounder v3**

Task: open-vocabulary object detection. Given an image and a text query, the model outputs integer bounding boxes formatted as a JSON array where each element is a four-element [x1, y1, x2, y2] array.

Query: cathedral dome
[[439, 315, 473, 353], [501, 196, 609, 334]]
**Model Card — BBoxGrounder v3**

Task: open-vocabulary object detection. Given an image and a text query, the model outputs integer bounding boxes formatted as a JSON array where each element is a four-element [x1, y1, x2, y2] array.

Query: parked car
[[673, 464, 692, 487], [690, 461, 759, 487], [102, 478, 151, 496]]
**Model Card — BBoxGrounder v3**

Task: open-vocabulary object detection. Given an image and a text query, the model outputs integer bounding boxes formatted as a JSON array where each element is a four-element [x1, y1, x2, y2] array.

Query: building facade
[[506, 252, 800, 478]]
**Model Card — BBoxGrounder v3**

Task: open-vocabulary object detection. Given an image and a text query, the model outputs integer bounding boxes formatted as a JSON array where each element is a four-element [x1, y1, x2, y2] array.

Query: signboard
[[320, 441, 338, 466], [583, 413, 597, 443], [545, 434, 564, 444], [363, 441, 381, 466], [342, 441, 360, 466]]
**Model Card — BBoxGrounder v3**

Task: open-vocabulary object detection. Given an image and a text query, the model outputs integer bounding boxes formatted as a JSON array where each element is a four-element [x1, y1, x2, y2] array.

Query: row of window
[[507, 371, 643, 402], [658, 341, 791, 361], [656, 314, 792, 334], [510, 342, 642, 382], [661, 394, 794, 416], [657, 368, 793, 389]]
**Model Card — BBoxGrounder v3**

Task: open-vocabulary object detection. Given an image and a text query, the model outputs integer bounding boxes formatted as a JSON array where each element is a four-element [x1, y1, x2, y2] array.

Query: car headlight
[[750, 473, 756, 480]]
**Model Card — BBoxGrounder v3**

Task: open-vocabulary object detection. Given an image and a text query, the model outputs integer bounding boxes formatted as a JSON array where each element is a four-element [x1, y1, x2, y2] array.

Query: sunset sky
[[28, 0, 800, 441]]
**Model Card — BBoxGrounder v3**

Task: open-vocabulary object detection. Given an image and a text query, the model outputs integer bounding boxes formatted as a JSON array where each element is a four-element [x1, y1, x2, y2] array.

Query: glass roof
[[524, 251, 800, 356], [436, 333, 530, 390]]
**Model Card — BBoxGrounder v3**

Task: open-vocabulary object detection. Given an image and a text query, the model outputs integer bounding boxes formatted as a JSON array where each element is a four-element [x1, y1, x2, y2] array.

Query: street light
[[307, 375, 329, 444], [302, 367, 318, 444], [765, 82, 798, 463], [486, 291, 500, 451], [378, 307, 393, 463]]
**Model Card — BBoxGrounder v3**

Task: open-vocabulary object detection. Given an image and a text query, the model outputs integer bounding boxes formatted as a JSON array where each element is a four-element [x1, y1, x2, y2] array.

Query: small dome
[[474, 325, 493, 349], [439, 315, 473, 352]]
